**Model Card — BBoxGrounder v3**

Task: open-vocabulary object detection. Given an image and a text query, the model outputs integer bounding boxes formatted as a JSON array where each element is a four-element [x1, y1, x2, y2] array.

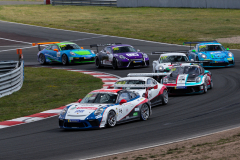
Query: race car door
[[147, 78, 160, 104], [48, 45, 60, 62], [117, 92, 131, 121]]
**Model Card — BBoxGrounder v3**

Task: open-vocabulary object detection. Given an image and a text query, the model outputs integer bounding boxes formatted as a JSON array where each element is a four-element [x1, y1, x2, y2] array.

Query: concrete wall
[[117, 0, 240, 9]]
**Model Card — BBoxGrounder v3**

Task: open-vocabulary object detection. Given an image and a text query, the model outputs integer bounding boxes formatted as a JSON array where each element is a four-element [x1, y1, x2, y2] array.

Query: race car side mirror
[[53, 49, 58, 52], [78, 99, 82, 103], [120, 99, 127, 105], [154, 85, 158, 89], [137, 49, 140, 52], [191, 59, 194, 61], [81, 47, 84, 49], [226, 48, 229, 51], [192, 49, 196, 52]]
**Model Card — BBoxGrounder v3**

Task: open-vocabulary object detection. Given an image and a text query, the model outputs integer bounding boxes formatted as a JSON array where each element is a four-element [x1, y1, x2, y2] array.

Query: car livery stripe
[[150, 86, 167, 101], [0, 68, 120, 129]]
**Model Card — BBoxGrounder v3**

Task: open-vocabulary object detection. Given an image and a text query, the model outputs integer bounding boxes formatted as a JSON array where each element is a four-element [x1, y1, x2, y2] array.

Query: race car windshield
[[60, 44, 81, 50], [112, 46, 137, 53], [80, 93, 117, 104], [171, 66, 200, 76], [198, 45, 225, 52], [160, 56, 188, 63], [115, 80, 145, 89]]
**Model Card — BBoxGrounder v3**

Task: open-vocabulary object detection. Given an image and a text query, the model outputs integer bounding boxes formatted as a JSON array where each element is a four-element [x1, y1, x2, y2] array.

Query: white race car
[[113, 77, 168, 107], [152, 52, 189, 73], [59, 89, 152, 129]]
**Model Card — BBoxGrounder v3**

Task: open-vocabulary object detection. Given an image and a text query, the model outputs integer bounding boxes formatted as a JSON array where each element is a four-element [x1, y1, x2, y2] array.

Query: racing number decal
[[57, 52, 61, 57], [108, 54, 113, 62]]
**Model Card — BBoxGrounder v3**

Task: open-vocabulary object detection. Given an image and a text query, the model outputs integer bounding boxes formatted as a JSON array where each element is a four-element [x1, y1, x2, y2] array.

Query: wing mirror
[[191, 49, 196, 52], [154, 85, 158, 89], [190, 59, 194, 61], [53, 49, 58, 52], [137, 49, 140, 52], [120, 99, 127, 105], [77, 99, 82, 103], [226, 48, 229, 51]]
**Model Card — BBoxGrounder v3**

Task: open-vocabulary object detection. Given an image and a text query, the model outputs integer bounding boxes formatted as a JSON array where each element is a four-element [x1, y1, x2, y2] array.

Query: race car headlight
[[163, 77, 168, 84], [94, 107, 104, 116], [143, 53, 148, 58], [195, 77, 201, 83], [91, 50, 95, 54], [228, 52, 233, 57], [201, 54, 207, 59], [158, 66, 164, 71], [60, 107, 68, 115], [119, 55, 126, 59], [70, 52, 75, 56]]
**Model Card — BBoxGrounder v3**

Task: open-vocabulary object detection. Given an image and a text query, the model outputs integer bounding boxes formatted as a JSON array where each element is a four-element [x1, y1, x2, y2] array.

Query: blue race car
[[184, 41, 234, 67], [33, 42, 96, 65]]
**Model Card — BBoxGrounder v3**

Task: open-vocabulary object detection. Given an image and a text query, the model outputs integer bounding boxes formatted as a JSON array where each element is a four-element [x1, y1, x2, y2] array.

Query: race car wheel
[[95, 57, 103, 68], [203, 83, 208, 93], [140, 104, 149, 121], [209, 80, 213, 89], [162, 89, 168, 105], [62, 54, 69, 65], [39, 54, 46, 65], [112, 58, 118, 70], [106, 110, 116, 127]]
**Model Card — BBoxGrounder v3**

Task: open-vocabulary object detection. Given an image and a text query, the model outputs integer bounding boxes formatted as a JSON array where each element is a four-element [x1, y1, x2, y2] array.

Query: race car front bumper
[[69, 57, 95, 63], [59, 119, 100, 129], [202, 59, 235, 67], [118, 58, 149, 68], [166, 85, 204, 95]]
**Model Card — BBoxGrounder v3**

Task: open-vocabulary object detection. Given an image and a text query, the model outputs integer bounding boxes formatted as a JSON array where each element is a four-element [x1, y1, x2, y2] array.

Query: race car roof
[[111, 44, 132, 48]]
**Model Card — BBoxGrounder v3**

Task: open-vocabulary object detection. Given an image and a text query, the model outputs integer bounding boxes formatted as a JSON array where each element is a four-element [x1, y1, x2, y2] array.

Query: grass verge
[[0, 6, 240, 48], [0, 67, 103, 121]]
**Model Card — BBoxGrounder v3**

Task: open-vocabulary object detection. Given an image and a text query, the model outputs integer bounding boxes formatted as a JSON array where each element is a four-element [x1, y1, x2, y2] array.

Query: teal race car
[[33, 42, 96, 65], [184, 41, 234, 67]]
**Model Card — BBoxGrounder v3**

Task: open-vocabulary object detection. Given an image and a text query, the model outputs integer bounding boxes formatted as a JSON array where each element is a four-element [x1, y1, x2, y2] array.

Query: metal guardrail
[[0, 60, 24, 98], [52, 0, 117, 6]]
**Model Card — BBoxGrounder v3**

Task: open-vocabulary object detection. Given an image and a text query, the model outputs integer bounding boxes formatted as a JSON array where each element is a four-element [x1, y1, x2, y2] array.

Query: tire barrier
[[0, 60, 24, 98]]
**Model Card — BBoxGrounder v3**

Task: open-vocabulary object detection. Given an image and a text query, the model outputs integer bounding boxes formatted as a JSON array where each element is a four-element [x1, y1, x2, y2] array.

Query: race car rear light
[[32, 42, 60, 46]]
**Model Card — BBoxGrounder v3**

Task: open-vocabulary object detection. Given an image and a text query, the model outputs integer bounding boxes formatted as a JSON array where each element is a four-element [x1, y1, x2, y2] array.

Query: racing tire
[[203, 83, 208, 93], [95, 57, 103, 69], [140, 104, 150, 121], [209, 80, 213, 89], [112, 58, 118, 70], [106, 110, 117, 128], [62, 54, 69, 65], [39, 53, 46, 65], [162, 89, 168, 105]]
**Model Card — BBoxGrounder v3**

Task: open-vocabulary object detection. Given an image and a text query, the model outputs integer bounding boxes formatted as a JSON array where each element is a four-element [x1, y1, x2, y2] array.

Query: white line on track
[[0, 37, 32, 44], [0, 46, 35, 53], [67, 35, 108, 42]]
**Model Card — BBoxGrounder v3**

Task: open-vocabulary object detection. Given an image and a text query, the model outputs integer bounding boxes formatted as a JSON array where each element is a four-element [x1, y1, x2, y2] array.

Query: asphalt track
[[1, 20, 240, 160]]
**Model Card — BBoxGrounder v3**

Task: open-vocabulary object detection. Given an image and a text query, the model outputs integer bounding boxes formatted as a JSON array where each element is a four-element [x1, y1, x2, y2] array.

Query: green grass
[[0, 67, 103, 121], [0, 6, 240, 48]]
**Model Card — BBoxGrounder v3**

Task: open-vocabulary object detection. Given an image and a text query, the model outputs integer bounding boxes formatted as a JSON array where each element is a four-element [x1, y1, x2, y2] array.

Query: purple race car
[[90, 43, 149, 69]]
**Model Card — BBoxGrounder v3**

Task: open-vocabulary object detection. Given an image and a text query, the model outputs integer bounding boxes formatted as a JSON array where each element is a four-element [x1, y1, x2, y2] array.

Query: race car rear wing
[[90, 43, 122, 53], [183, 40, 218, 50], [151, 50, 188, 55], [127, 73, 170, 77], [32, 42, 60, 51]]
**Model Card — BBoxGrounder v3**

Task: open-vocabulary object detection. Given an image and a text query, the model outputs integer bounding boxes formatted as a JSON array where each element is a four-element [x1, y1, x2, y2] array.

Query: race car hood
[[65, 103, 106, 120], [167, 74, 198, 83], [200, 51, 228, 59], [120, 52, 143, 59], [70, 49, 92, 55]]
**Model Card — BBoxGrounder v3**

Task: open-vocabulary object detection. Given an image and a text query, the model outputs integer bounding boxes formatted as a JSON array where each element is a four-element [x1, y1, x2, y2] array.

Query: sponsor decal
[[160, 56, 167, 60], [113, 47, 119, 51], [74, 110, 84, 114], [199, 45, 206, 49], [227, 58, 233, 61], [70, 106, 77, 110], [76, 107, 98, 110], [175, 86, 187, 89], [135, 108, 139, 111], [119, 108, 123, 114], [126, 108, 129, 112], [95, 115, 102, 119], [133, 112, 138, 116], [126, 53, 139, 57]]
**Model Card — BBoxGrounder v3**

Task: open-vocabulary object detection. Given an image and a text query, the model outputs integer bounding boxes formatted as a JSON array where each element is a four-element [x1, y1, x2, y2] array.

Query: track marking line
[[0, 37, 32, 44]]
